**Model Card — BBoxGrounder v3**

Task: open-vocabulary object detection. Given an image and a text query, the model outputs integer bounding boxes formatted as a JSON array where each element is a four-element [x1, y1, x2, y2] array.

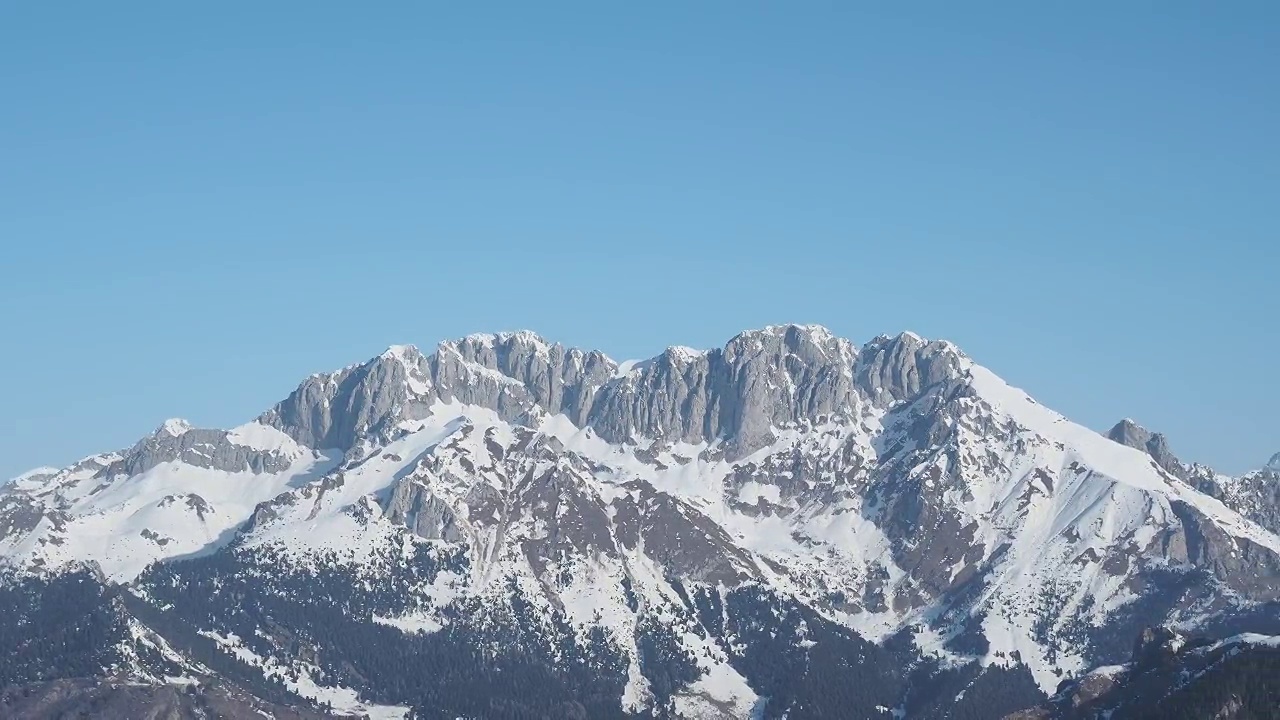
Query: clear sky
[[2, 3, 1276, 479]]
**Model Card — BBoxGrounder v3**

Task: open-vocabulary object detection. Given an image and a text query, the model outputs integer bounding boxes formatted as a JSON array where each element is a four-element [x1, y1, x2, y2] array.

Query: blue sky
[[2, 3, 1276, 479]]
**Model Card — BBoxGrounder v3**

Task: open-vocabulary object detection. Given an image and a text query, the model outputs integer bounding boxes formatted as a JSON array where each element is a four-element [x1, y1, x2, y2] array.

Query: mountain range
[[2, 325, 1277, 719]]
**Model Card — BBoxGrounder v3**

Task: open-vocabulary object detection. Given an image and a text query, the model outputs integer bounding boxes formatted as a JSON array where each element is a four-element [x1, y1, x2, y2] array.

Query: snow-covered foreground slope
[[4, 325, 1278, 718]]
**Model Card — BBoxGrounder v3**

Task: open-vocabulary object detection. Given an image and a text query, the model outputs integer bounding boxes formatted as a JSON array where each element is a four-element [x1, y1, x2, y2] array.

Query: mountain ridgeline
[[2, 325, 1278, 719]]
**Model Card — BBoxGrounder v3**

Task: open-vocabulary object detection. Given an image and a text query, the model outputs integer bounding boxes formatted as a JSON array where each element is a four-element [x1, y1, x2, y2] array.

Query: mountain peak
[[853, 331, 969, 407], [1108, 417, 1154, 445], [498, 329, 552, 344], [1111, 417, 1143, 432], [157, 418, 194, 437], [1267, 452, 1280, 472], [661, 345, 707, 363], [748, 323, 836, 339], [727, 322, 844, 353], [1107, 419, 1187, 480], [379, 343, 422, 361], [456, 329, 553, 348], [872, 329, 923, 343], [860, 331, 970, 366]]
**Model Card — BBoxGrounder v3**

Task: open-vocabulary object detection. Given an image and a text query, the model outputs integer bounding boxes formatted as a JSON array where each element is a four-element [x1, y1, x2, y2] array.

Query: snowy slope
[[1, 421, 335, 581]]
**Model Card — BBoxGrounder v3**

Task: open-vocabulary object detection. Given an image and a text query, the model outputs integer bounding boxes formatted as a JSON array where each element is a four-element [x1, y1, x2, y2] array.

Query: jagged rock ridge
[[257, 326, 966, 461]]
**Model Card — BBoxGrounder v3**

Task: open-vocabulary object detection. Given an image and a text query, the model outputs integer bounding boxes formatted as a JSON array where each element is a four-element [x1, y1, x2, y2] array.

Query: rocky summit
[[3, 325, 1279, 719]]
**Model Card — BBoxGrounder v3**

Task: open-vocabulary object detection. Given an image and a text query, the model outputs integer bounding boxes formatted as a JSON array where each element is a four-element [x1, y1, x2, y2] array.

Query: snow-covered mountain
[[3, 325, 1278, 719]]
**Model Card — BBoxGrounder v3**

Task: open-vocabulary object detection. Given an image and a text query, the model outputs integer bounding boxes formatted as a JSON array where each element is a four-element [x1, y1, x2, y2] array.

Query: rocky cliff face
[[1106, 419, 1187, 481], [258, 326, 962, 463], [1218, 464, 1280, 537], [102, 421, 303, 477]]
